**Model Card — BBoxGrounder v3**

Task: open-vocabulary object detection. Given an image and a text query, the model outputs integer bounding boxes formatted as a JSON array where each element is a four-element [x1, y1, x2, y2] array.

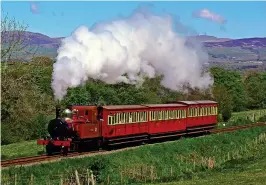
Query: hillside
[[3, 31, 266, 62]]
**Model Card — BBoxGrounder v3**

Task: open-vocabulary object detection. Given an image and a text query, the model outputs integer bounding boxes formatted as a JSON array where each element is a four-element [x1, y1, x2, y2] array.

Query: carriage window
[[172, 110, 175, 119], [120, 113, 124, 123], [146, 112, 148, 121], [85, 110, 89, 115], [150, 111, 153, 121], [155, 111, 158, 120], [125, 113, 128, 123], [116, 113, 119, 124], [113, 114, 116, 124], [128, 113, 131, 123], [168, 111, 171, 119], [108, 116, 113, 125], [132, 112, 135, 122]]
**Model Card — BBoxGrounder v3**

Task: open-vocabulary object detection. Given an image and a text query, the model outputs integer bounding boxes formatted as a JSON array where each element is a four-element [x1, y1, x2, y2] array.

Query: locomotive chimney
[[56, 105, 60, 119]]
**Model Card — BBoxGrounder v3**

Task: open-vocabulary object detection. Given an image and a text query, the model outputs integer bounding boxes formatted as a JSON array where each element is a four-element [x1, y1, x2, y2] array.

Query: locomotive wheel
[[46, 143, 61, 155], [46, 143, 55, 156]]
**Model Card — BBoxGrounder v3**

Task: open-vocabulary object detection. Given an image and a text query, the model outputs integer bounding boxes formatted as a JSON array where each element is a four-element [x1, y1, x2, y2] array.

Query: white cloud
[[193, 8, 226, 24], [30, 2, 39, 14]]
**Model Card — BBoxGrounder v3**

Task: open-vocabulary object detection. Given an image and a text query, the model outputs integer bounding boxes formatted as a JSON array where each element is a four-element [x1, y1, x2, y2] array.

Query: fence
[[2, 133, 266, 185]]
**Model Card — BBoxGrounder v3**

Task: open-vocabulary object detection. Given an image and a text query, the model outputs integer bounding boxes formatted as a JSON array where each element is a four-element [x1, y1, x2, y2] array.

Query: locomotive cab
[[69, 105, 102, 139]]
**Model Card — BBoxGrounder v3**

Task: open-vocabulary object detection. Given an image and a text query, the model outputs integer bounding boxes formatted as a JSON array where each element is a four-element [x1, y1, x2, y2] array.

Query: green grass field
[[150, 146, 266, 185], [1, 125, 266, 185]]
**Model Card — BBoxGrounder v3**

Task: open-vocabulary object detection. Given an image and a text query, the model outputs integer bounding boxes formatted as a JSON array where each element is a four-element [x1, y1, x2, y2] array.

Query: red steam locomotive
[[37, 100, 218, 155]]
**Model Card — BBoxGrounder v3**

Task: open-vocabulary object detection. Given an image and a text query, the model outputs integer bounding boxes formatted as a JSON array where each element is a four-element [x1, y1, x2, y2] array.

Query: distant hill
[[3, 31, 266, 62], [204, 37, 266, 48], [187, 35, 232, 43]]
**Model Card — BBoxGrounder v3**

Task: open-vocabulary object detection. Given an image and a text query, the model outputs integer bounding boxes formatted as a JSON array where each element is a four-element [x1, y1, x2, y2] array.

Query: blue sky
[[2, 1, 266, 39]]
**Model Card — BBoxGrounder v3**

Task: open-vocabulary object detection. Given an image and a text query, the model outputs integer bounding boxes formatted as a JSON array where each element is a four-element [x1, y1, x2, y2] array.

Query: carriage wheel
[[61, 146, 69, 156]]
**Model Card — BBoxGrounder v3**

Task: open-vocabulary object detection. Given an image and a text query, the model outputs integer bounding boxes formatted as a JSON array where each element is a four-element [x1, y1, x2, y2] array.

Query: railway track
[[210, 122, 266, 133], [2, 122, 265, 168]]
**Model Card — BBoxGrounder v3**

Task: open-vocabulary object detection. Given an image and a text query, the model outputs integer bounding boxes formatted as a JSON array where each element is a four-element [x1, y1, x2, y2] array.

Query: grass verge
[[1, 141, 45, 160]]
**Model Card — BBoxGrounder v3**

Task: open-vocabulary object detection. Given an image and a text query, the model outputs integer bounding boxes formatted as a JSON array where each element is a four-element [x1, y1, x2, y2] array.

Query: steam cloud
[[52, 10, 213, 100]]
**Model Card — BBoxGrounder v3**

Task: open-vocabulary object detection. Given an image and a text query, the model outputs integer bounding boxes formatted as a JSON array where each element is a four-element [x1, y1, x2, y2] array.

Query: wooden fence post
[[46, 177, 50, 185], [140, 166, 143, 180], [87, 169, 90, 185], [75, 170, 81, 185], [90, 170, 95, 185], [120, 171, 123, 184], [107, 175, 110, 185], [60, 175, 63, 185], [150, 166, 154, 181], [30, 174, 34, 185], [14, 174, 17, 185]]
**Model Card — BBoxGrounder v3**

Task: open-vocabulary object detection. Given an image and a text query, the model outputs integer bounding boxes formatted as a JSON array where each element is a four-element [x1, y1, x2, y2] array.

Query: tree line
[[1, 57, 266, 144]]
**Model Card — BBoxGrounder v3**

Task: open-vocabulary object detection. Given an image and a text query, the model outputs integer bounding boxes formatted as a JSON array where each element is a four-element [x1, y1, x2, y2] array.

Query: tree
[[1, 10, 38, 62], [210, 67, 247, 111], [212, 85, 233, 122], [244, 70, 266, 109]]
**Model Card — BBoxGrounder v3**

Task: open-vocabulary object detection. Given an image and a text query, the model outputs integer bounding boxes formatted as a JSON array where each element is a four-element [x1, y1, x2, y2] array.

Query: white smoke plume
[[52, 9, 213, 100]]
